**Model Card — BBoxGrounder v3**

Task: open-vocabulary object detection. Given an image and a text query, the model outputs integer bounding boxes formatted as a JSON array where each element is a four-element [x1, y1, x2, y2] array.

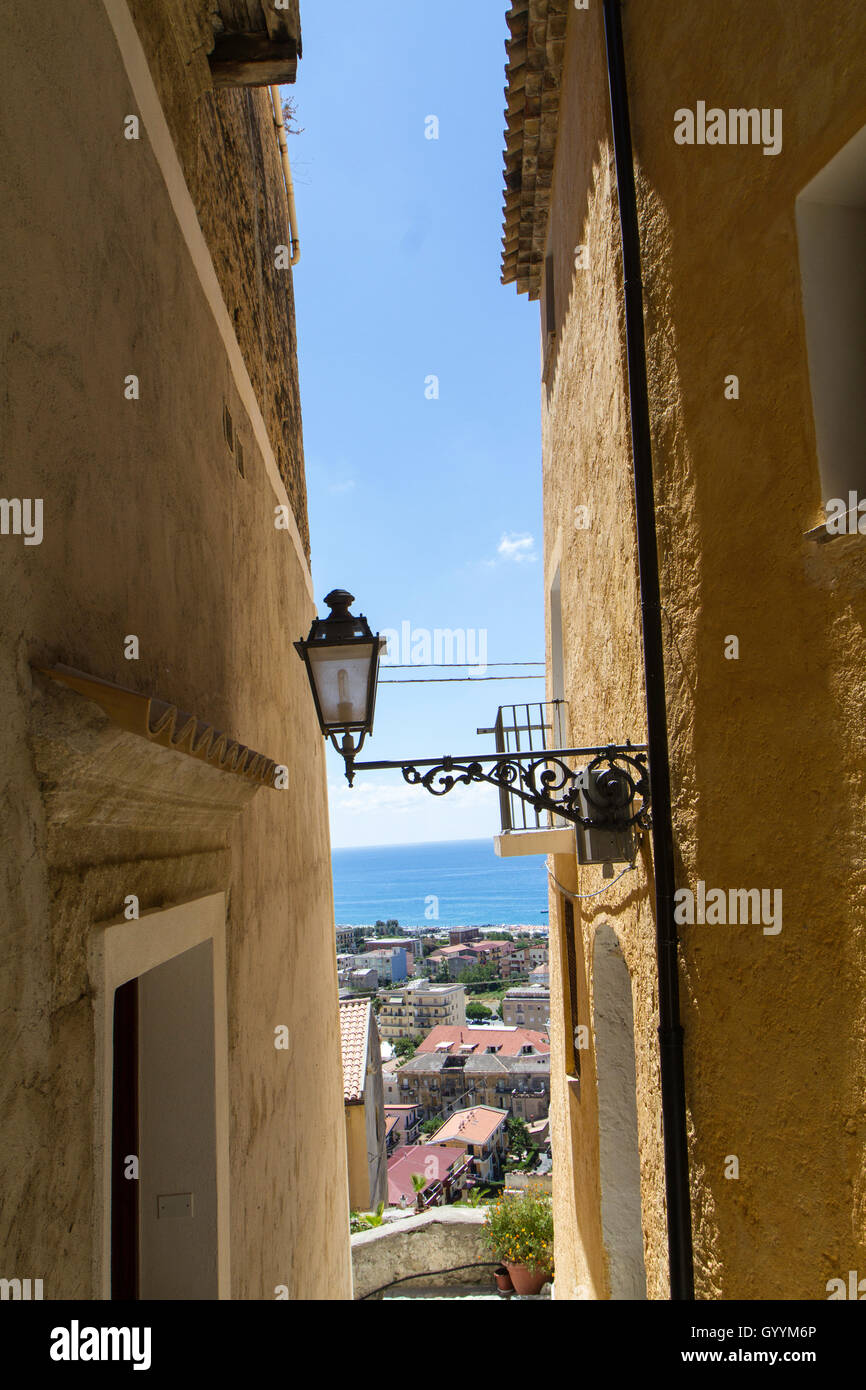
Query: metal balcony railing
[[479, 700, 567, 832]]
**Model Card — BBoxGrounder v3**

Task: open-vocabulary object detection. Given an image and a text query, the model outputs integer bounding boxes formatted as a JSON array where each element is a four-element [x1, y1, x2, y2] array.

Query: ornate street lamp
[[294, 589, 384, 782], [297, 590, 651, 857]]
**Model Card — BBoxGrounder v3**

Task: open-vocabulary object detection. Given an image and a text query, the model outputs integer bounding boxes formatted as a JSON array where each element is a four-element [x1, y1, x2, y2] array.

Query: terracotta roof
[[416, 1026, 550, 1056], [396, 1051, 550, 1078], [339, 999, 371, 1104], [429, 1106, 509, 1146], [387, 1144, 465, 1204], [500, 0, 569, 297]]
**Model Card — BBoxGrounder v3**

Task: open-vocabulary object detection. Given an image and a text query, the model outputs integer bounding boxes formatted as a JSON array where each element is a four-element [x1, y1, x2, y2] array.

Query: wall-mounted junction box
[[573, 767, 636, 866]]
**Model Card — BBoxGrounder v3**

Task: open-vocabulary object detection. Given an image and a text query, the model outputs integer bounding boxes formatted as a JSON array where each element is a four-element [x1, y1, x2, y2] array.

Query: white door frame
[[88, 893, 231, 1299]]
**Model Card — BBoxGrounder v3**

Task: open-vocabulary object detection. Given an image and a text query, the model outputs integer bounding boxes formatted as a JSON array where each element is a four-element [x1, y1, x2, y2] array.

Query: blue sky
[[288, 0, 544, 847]]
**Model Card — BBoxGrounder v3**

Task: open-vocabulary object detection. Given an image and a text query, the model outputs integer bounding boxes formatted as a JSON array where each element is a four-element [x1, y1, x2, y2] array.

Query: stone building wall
[[534, 0, 866, 1300], [0, 0, 349, 1299], [127, 0, 309, 555]]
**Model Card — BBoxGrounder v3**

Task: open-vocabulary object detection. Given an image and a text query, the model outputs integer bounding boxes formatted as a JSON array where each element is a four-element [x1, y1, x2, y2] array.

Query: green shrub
[[481, 1190, 554, 1274]]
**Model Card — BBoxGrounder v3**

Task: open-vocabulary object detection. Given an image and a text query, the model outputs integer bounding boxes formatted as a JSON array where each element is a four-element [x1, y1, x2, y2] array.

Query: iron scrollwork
[[396, 744, 650, 831]]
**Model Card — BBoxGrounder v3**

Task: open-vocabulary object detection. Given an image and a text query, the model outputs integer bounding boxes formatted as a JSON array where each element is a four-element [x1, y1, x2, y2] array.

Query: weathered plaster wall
[[542, 0, 866, 1300], [345, 1106, 369, 1212], [0, 0, 350, 1298], [365, 1016, 387, 1210], [127, 0, 309, 555], [346, 1019, 386, 1215], [543, 1, 666, 1301]]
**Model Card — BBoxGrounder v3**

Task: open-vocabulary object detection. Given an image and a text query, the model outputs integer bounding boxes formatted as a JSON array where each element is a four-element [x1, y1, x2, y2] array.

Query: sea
[[331, 837, 550, 929]]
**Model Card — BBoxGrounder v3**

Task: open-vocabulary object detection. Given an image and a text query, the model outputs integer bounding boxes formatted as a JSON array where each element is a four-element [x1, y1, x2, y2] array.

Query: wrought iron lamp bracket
[[346, 742, 650, 831], [329, 728, 369, 781]]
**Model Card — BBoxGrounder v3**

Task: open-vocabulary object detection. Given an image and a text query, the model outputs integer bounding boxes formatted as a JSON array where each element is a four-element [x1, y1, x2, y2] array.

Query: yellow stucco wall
[[0, 0, 351, 1299], [346, 1106, 371, 1213], [540, 0, 866, 1299]]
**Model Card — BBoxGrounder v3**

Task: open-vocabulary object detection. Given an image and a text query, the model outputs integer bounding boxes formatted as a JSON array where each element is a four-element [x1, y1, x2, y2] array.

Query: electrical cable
[[547, 860, 637, 900], [359, 1261, 501, 1300], [383, 663, 545, 669], [378, 675, 546, 684]]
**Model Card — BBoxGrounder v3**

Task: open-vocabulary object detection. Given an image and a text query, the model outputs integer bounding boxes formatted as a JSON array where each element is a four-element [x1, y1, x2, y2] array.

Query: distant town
[[337, 921, 552, 1220]]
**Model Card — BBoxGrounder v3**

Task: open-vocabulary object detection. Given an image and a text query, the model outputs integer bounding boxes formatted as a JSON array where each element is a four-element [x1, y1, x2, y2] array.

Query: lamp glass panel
[[307, 642, 375, 728]]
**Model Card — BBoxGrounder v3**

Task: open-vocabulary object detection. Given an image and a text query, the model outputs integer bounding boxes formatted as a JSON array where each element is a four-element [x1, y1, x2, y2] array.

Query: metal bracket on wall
[[349, 742, 650, 831]]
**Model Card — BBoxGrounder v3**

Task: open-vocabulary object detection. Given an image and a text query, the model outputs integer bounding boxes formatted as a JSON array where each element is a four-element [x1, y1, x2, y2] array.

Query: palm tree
[[410, 1172, 427, 1213]]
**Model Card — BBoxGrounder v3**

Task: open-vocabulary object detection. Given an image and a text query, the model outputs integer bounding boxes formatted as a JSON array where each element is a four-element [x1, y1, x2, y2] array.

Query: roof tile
[[339, 999, 371, 1103], [500, 0, 569, 297]]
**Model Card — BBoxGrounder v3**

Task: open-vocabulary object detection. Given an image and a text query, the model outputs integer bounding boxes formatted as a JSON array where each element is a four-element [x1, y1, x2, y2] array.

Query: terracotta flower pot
[[504, 1262, 551, 1296], [493, 1265, 514, 1292]]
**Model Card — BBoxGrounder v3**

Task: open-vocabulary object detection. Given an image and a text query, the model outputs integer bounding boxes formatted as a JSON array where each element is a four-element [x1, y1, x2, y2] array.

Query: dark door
[[111, 977, 139, 1299]]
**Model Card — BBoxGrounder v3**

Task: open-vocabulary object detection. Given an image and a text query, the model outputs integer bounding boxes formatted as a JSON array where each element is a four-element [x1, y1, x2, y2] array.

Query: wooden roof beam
[[209, 30, 299, 87]]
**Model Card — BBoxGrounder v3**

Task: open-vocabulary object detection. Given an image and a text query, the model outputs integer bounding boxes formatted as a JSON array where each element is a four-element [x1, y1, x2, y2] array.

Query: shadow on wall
[[593, 923, 647, 1300]]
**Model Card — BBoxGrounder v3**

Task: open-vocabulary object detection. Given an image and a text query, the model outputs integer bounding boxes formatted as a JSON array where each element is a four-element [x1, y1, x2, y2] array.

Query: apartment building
[[378, 981, 466, 1041], [448, 927, 480, 946], [384, 1104, 424, 1152], [502, 986, 551, 1031], [428, 1107, 509, 1183], [394, 1050, 550, 1122], [357, 948, 408, 986], [426, 946, 478, 980], [416, 1026, 549, 1057], [336, 925, 366, 956], [386, 1144, 469, 1208], [464, 941, 518, 978], [363, 935, 417, 969]]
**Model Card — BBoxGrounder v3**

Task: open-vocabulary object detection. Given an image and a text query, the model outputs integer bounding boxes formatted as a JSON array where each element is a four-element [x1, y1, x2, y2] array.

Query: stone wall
[[0, 0, 350, 1299], [351, 1209, 497, 1300], [127, 0, 309, 555], [537, 0, 866, 1300]]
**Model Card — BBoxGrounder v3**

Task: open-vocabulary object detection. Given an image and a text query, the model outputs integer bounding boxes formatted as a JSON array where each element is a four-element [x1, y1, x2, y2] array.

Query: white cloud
[[497, 531, 536, 564], [328, 780, 422, 816], [327, 776, 499, 848]]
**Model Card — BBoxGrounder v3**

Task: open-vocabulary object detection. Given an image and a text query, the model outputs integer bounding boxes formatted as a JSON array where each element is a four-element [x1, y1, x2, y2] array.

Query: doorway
[[592, 924, 647, 1299], [97, 898, 230, 1300]]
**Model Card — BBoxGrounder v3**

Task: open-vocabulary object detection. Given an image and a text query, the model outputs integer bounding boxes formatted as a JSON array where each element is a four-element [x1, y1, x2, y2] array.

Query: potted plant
[[481, 1189, 554, 1295]]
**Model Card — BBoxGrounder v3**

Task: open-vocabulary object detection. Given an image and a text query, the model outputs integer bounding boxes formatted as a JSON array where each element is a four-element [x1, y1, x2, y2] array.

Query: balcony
[[479, 702, 577, 859], [483, 701, 565, 832]]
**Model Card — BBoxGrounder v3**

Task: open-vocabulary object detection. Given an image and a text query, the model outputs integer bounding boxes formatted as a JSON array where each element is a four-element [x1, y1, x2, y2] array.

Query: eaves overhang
[[500, 0, 569, 299], [209, 0, 302, 88]]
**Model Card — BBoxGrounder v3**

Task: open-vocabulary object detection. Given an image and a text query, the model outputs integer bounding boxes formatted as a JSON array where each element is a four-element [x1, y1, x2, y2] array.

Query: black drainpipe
[[601, 0, 695, 1300]]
